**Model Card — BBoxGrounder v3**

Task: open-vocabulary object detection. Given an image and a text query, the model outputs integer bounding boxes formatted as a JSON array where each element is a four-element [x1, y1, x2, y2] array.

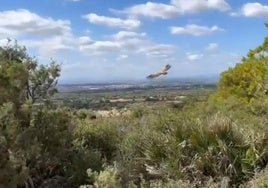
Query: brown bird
[[146, 64, 171, 79]]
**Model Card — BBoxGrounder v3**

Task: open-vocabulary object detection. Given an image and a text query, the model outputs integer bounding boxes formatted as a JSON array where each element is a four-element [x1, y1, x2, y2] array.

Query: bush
[[74, 118, 121, 161]]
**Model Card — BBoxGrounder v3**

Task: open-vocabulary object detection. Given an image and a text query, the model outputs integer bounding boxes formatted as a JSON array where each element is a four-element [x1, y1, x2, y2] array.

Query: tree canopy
[[0, 40, 60, 106], [213, 24, 268, 103]]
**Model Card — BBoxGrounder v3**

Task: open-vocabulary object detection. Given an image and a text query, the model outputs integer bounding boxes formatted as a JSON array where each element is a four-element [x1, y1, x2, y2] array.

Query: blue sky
[[1, 0, 268, 83]]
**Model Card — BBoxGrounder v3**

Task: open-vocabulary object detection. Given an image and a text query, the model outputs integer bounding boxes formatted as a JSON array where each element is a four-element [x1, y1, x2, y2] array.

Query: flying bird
[[146, 64, 171, 79]]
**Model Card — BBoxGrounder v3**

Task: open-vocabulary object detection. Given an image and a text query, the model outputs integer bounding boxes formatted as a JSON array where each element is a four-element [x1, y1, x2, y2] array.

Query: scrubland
[[1, 32, 268, 187]]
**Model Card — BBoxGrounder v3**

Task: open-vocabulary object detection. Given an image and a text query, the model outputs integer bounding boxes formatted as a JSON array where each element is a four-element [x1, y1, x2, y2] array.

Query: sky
[[1, 0, 268, 83]]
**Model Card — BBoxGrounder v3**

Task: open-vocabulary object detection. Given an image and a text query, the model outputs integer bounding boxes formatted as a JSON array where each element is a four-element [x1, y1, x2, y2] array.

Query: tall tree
[[0, 40, 67, 187]]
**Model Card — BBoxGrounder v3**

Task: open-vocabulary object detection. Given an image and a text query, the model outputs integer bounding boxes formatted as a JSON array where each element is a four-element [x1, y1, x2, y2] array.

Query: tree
[[213, 23, 268, 102], [0, 39, 60, 106], [0, 40, 62, 187], [246, 23, 268, 60], [0, 40, 98, 187], [27, 60, 60, 103], [216, 59, 267, 102]]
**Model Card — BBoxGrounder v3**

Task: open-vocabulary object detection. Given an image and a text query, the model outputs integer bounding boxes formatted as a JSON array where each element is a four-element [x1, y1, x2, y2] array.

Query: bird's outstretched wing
[[146, 64, 171, 79], [162, 64, 171, 72], [146, 73, 160, 79]]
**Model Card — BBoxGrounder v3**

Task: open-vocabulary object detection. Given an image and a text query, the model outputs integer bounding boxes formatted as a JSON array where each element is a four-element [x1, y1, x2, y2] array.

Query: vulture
[[146, 64, 171, 79]]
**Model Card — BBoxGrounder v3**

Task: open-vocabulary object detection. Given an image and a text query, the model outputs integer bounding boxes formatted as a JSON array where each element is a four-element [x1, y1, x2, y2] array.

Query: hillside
[[0, 33, 268, 188]]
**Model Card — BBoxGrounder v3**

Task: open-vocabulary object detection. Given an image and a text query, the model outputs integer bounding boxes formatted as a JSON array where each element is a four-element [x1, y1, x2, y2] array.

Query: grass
[[76, 97, 267, 187]]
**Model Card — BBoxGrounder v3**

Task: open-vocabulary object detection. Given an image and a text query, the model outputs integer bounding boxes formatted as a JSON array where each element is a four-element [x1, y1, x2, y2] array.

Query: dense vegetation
[[0, 25, 268, 187]]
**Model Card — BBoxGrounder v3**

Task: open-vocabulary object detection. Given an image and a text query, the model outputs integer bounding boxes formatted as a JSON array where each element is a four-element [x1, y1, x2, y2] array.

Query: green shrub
[[80, 163, 121, 188], [74, 119, 121, 160]]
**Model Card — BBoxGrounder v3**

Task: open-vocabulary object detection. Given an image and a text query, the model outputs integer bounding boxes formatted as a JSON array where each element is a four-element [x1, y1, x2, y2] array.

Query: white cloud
[[0, 9, 76, 55], [82, 13, 141, 30], [0, 10, 139, 57], [171, 0, 230, 13], [21, 36, 76, 56], [112, 31, 146, 40], [79, 30, 175, 58], [206, 43, 218, 50], [0, 9, 71, 38], [125, 2, 181, 19], [78, 36, 93, 45], [80, 41, 121, 53], [141, 44, 175, 58], [235, 3, 268, 18], [124, 0, 230, 19], [79, 31, 145, 54], [170, 24, 223, 36], [117, 54, 128, 60], [0, 11, 144, 56], [187, 52, 204, 61]]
